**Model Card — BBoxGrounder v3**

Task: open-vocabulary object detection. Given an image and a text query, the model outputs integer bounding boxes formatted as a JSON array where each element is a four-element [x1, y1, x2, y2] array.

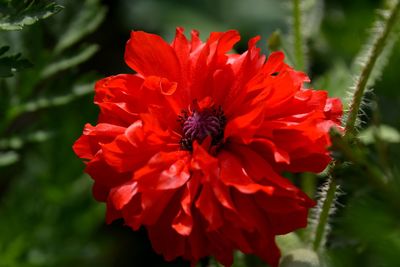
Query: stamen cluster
[[178, 104, 226, 151]]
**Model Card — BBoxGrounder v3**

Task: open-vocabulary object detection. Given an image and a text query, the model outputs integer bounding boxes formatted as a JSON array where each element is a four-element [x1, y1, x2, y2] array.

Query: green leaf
[[0, 131, 53, 150], [40, 44, 99, 78], [276, 233, 304, 255], [0, 45, 32, 77], [0, 151, 19, 167], [9, 82, 94, 118], [302, 0, 324, 39], [231, 251, 246, 267], [0, 45, 9, 56], [0, 0, 63, 31], [313, 60, 352, 104], [359, 124, 400, 144], [54, 0, 106, 53]]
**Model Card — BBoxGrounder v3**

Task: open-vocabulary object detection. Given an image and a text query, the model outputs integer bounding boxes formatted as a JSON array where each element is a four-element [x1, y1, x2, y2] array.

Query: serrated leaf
[[0, 46, 32, 77], [359, 124, 400, 144], [40, 44, 99, 78], [0, 0, 63, 31], [55, 0, 106, 53]]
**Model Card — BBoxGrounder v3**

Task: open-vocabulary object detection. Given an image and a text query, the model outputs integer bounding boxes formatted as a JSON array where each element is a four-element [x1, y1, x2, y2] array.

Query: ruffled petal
[[94, 74, 145, 126], [73, 123, 125, 160], [218, 150, 275, 195], [125, 31, 181, 81], [134, 151, 191, 190]]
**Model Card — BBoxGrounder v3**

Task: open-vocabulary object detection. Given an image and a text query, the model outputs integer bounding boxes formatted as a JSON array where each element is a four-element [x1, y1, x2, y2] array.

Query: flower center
[[178, 102, 226, 151]]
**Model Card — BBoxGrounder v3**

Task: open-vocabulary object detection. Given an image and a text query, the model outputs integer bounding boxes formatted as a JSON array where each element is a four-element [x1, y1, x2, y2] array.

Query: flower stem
[[292, 0, 305, 71], [312, 176, 337, 251], [345, 1, 400, 137], [311, 1, 400, 253]]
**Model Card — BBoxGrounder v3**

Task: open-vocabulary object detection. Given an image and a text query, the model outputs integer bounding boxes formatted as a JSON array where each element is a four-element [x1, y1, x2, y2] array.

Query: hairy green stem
[[311, 1, 400, 253], [312, 177, 337, 251], [292, 0, 305, 71], [345, 1, 400, 137]]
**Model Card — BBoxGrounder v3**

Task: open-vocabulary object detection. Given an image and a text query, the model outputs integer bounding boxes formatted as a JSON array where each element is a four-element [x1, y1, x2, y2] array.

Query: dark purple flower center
[[179, 105, 226, 151]]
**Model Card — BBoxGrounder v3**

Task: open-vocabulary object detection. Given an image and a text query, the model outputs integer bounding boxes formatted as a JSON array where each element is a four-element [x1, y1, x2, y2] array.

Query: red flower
[[73, 28, 342, 267]]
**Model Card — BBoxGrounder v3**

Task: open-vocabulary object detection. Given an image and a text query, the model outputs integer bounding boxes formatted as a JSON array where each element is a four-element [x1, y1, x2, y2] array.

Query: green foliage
[[0, 0, 62, 31], [0, 0, 112, 266], [0, 130, 52, 150], [359, 124, 400, 144], [0, 0, 62, 79], [0, 46, 32, 77], [292, 1, 400, 267], [10, 82, 94, 117], [41, 45, 99, 78], [344, 0, 400, 135], [54, 0, 106, 54], [314, 60, 352, 103], [0, 0, 105, 166], [0, 150, 19, 166]]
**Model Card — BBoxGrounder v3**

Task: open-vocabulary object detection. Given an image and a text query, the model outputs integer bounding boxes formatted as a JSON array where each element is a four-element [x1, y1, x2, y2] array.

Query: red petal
[[72, 123, 125, 160], [218, 151, 275, 194], [172, 27, 190, 76], [125, 31, 181, 82], [251, 138, 290, 164], [195, 183, 223, 231], [262, 51, 285, 74], [254, 193, 313, 234], [142, 75, 178, 96], [172, 178, 202, 236], [102, 132, 145, 173], [94, 74, 145, 126], [224, 103, 265, 143], [109, 180, 138, 210], [232, 191, 281, 267], [172, 208, 193, 236], [134, 151, 191, 190], [102, 119, 170, 173], [85, 153, 130, 188], [92, 182, 109, 202], [105, 200, 122, 224], [324, 97, 343, 123]]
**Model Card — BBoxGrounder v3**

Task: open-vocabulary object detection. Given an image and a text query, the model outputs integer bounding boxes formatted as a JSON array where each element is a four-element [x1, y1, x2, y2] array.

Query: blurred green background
[[1, 0, 400, 266]]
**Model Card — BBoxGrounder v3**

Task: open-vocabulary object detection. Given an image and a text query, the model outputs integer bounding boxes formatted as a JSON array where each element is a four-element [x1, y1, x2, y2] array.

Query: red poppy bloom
[[73, 28, 342, 267]]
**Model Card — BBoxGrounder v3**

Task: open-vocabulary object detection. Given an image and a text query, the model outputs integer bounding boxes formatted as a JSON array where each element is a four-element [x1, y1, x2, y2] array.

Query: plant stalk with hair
[[310, 0, 400, 253]]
